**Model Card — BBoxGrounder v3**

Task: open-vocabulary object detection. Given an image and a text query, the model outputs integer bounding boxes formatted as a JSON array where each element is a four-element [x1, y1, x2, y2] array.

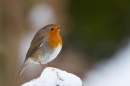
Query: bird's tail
[[15, 59, 30, 76]]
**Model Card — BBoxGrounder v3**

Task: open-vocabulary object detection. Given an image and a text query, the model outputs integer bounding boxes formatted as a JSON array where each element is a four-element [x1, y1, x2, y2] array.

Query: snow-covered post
[[22, 67, 84, 86]]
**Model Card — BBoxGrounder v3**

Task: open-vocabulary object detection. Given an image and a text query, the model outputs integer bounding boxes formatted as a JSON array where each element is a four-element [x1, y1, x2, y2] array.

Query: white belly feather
[[41, 44, 62, 64]]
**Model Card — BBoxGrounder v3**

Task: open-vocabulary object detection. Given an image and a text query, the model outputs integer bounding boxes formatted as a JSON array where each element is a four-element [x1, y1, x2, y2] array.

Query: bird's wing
[[25, 40, 43, 61]]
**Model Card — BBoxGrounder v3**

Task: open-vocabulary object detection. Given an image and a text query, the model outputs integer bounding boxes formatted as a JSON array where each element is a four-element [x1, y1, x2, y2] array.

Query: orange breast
[[48, 34, 62, 49], [45, 30, 62, 49]]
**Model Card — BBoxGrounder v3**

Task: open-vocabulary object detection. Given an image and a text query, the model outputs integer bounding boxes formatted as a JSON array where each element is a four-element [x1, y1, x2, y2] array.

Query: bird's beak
[[59, 26, 63, 29]]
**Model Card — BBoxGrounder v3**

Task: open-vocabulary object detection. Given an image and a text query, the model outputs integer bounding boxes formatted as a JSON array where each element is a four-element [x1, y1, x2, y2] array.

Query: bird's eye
[[51, 28, 54, 30]]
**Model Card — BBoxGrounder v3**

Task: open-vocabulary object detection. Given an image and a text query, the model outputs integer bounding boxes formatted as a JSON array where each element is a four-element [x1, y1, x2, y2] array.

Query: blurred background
[[0, 0, 130, 86]]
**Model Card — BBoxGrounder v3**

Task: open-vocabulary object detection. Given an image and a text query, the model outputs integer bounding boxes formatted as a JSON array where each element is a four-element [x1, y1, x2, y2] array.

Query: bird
[[16, 24, 62, 75]]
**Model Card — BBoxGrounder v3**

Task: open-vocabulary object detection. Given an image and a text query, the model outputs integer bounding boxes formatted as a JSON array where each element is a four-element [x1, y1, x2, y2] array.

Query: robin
[[16, 24, 62, 75]]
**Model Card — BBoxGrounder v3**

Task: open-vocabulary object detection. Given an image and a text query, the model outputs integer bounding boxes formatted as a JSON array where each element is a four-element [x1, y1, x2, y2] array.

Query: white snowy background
[[83, 40, 130, 86]]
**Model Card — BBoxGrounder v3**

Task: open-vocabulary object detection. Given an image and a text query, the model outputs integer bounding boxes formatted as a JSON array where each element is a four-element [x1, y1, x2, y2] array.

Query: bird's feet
[[47, 63, 55, 68], [39, 62, 45, 68]]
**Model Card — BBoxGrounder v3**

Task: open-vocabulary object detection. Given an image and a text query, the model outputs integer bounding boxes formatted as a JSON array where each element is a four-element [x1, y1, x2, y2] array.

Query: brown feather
[[25, 40, 43, 61]]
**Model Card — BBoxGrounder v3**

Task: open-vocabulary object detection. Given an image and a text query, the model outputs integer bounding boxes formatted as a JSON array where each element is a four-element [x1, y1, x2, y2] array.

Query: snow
[[83, 40, 130, 86], [22, 67, 83, 86]]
